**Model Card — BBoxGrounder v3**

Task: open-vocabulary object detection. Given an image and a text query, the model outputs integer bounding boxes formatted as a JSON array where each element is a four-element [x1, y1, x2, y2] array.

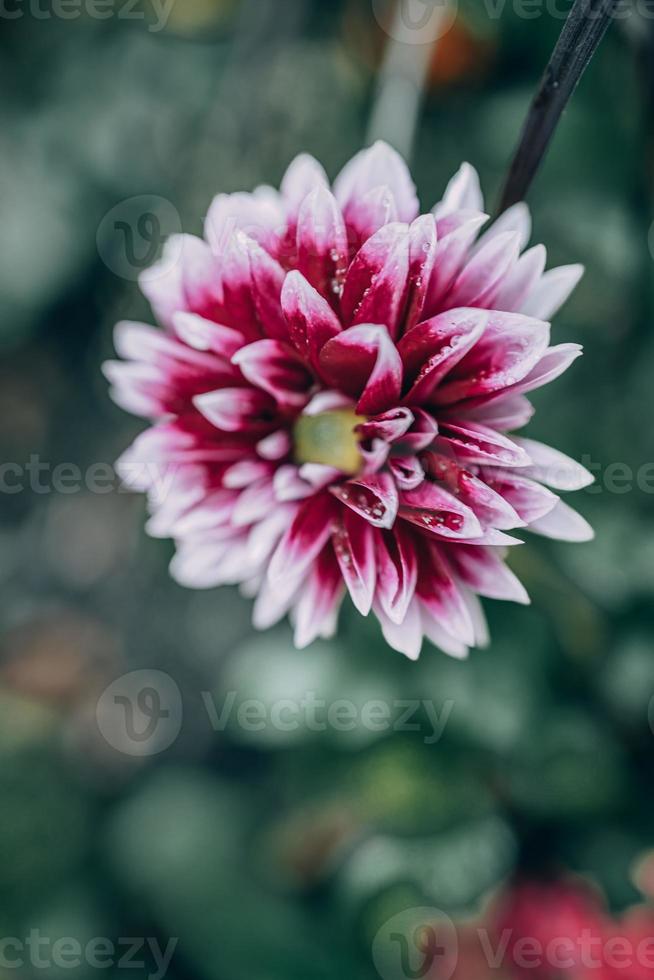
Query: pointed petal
[[331, 472, 399, 529], [232, 339, 312, 410], [512, 437, 595, 491], [332, 509, 377, 615], [375, 598, 423, 660], [399, 481, 483, 540], [436, 421, 532, 468], [172, 313, 244, 360], [455, 393, 535, 431], [319, 323, 403, 415], [398, 308, 487, 404], [296, 186, 348, 304], [280, 153, 329, 225], [529, 500, 594, 542], [505, 343, 583, 397], [356, 407, 414, 444], [522, 264, 584, 319], [448, 545, 530, 604], [268, 493, 338, 585], [194, 387, 276, 433], [434, 311, 550, 405], [281, 270, 342, 372], [292, 545, 344, 649], [425, 212, 489, 312], [445, 231, 521, 309], [404, 214, 438, 332], [346, 185, 399, 251], [482, 471, 558, 523], [434, 162, 483, 218], [334, 140, 419, 224], [375, 524, 418, 625], [389, 455, 425, 490], [494, 245, 546, 312], [205, 189, 285, 259], [341, 223, 410, 339], [416, 543, 475, 646], [256, 429, 292, 461], [422, 452, 524, 530], [475, 202, 532, 253]]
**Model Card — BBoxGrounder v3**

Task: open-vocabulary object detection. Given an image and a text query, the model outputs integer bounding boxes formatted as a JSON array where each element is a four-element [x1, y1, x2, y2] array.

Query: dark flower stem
[[498, 0, 620, 212]]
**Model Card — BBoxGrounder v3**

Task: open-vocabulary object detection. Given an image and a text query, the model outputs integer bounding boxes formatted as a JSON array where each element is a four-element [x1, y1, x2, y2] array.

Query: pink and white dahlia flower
[[105, 142, 593, 660]]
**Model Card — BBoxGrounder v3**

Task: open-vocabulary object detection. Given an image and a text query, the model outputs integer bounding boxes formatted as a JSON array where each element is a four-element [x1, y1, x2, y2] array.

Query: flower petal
[[281, 270, 342, 372], [445, 231, 522, 309], [205, 188, 285, 259], [334, 140, 419, 224], [404, 214, 438, 332], [434, 311, 550, 405], [399, 481, 483, 540], [319, 323, 403, 415], [512, 437, 595, 491], [389, 455, 425, 490], [172, 313, 243, 361], [494, 244, 547, 312], [374, 598, 423, 660], [522, 264, 584, 319], [331, 472, 399, 529], [529, 499, 594, 542], [346, 185, 399, 252], [341, 223, 410, 339], [398, 308, 487, 404], [435, 421, 532, 468], [425, 212, 489, 313], [447, 545, 530, 604], [422, 452, 524, 530], [434, 162, 483, 218], [416, 543, 475, 646], [356, 407, 414, 444], [375, 524, 418, 625], [296, 186, 348, 305], [332, 509, 377, 615], [268, 493, 338, 585], [482, 471, 559, 523], [292, 545, 344, 649], [194, 387, 276, 433], [232, 339, 312, 410]]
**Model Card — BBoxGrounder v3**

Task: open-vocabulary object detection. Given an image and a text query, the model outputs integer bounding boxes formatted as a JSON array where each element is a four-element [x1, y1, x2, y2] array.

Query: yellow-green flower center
[[293, 409, 367, 475]]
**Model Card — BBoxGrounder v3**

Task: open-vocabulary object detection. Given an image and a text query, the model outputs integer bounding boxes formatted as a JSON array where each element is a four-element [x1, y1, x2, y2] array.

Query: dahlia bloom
[[105, 142, 593, 660]]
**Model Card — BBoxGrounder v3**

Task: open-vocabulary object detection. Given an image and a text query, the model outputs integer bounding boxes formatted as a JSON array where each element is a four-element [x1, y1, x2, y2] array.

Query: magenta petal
[[296, 186, 348, 305], [425, 212, 489, 313], [357, 407, 414, 444], [340, 222, 410, 338], [434, 311, 550, 405], [449, 545, 530, 604], [194, 387, 275, 433], [435, 421, 532, 468], [138, 235, 187, 328], [454, 393, 535, 432], [331, 472, 399, 529], [398, 308, 487, 404], [293, 545, 344, 648], [268, 493, 338, 585], [505, 343, 583, 398], [281, 270, 342, 372], [334, 140, 419, 224], [346, 185, 399, 252], [375, 524, 418, 625], [445, 231, 522, 309], [422, 452, 524, 530], [232, 339, 312, 410], [415, 544, 475, 646], [482, 470, 558, 523], [332, 509, 377, 615], [474, 202, 532, 254], [402, 409, 439, 451], [389, 455, 425, 490], [399, 481, 483, 540], [404, 214, 438, 331], [319, 324, 403, 415]]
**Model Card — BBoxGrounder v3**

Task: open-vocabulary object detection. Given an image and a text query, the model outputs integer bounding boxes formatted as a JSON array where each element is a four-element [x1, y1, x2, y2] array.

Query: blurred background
[[2, 0, 654, 977]]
